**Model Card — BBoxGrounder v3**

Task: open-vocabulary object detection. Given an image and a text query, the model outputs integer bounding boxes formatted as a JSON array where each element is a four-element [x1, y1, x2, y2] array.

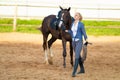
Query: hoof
[[71, 62, 73, 67], [70, 61, 73, 67], [48, 57, 53, 65], [63, 64, 66, 68], [44, 60, 49, 65], [48, 60, 53, 65]]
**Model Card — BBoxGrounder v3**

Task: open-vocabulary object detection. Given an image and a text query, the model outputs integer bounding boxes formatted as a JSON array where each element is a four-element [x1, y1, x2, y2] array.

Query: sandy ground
[[0, 32, 120, 80]]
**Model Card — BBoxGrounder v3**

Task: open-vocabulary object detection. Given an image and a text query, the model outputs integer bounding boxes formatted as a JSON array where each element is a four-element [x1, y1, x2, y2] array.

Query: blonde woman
[[66, 12, 88, 77]]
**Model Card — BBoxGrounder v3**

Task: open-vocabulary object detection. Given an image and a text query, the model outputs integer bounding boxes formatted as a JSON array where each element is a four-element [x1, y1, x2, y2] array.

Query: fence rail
[[0, 4, 120, 19], [1, 4, 120, 10]]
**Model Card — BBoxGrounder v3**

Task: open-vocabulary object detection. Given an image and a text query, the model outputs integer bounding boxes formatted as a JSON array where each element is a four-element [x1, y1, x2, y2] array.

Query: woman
[[66, 12, 88, 77]]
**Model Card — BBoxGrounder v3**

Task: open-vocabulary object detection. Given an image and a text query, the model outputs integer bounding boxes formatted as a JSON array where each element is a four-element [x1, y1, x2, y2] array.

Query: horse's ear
[[59, 6, 63, 10], [68, 7, 71, 11]]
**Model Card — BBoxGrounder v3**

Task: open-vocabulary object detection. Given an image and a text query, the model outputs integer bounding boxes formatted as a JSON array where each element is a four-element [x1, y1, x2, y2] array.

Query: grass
[[83, 20, 120, 27], [0, 26, 13, 32], [17, 25, 40, 34], [86, 28, 120, 36], [0, 18, 42, 34], [0, 18, 42, 25], [17, 19, 42, 25], [0, 18, 120, 36], [0, 25, 40, 34], [0, 18, 13, 24]]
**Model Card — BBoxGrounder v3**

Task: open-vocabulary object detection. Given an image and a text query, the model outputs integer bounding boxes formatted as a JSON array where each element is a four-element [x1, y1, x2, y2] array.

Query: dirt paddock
[[0, 33, 120, 80]]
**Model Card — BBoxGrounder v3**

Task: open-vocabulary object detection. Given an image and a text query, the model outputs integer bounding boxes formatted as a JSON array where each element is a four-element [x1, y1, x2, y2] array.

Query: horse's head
[[57, 6, 72, 30]]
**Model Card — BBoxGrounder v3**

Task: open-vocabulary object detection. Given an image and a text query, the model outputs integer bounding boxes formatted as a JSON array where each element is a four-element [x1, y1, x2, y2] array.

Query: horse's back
[[42, 15, 56, 25], [41, 15, 56, 33]]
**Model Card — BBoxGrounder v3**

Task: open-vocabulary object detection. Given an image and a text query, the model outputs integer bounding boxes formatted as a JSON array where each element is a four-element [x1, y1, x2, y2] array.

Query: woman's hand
[[65, 30, 68, 32], [84, 39, 88, 45]]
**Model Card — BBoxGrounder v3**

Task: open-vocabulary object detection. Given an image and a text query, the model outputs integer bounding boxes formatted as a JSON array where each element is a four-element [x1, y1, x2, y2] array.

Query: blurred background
[[0, 0, 120, 35], [0, 0, 120, 20]]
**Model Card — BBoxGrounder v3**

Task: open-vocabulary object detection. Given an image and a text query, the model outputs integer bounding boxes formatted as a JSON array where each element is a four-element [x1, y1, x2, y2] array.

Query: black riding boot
[[77, 58, 85, 74], [72, 59, 79, 77]]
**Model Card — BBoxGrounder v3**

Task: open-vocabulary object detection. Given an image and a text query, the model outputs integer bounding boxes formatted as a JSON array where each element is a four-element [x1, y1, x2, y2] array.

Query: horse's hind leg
[[42, 33, 49, 64], [48, 36, 57, 64]]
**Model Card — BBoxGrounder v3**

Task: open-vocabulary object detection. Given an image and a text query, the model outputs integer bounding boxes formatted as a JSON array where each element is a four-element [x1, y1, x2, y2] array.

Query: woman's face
[[74, 13, 80, 21]]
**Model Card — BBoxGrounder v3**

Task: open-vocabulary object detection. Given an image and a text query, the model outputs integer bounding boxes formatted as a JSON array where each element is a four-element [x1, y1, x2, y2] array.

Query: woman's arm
[[81, 23, 88, 41]]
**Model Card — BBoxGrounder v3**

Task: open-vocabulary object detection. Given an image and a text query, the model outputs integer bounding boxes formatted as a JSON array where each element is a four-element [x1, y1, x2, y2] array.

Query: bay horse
[[39, 6, 73, 68]]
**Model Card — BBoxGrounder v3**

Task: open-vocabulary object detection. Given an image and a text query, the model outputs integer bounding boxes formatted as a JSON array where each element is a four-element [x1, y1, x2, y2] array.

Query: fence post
[[13, 5, 18, 31]]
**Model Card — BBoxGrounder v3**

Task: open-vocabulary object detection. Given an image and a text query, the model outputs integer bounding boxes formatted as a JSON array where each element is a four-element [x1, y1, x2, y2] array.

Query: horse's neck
[[66, 25, 71, 30], [67, 18, 72, 29]]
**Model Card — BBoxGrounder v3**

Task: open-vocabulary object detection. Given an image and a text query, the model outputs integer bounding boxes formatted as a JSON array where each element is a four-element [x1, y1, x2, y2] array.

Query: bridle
[[57, 12, 67, 30]]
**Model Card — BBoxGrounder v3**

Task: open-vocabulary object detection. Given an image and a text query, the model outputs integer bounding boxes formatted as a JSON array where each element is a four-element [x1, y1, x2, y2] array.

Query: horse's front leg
[[62, 38, 67, 68], [70, 41, 73, 67]]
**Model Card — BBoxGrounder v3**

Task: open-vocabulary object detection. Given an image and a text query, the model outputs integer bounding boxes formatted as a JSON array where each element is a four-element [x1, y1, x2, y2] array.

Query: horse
[[39, 6, 73, 68]]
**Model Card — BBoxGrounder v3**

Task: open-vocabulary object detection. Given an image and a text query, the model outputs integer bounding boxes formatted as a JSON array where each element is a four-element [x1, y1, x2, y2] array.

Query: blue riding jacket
[[68, 21, 87, 41]]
